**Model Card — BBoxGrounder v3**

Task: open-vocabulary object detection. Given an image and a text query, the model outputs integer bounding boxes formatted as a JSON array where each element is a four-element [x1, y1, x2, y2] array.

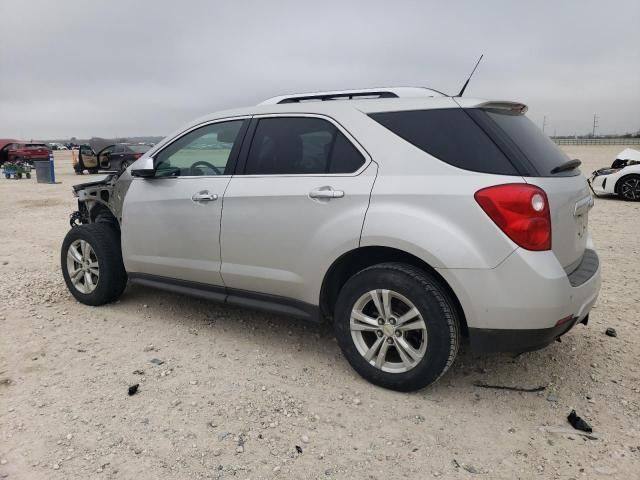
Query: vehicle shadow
[[116, 283, 597, 397]]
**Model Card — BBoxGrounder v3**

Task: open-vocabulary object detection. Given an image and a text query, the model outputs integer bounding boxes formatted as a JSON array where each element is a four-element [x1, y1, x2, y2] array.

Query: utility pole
[[542, 116, 547, 134], [592, 114, 599, 137]]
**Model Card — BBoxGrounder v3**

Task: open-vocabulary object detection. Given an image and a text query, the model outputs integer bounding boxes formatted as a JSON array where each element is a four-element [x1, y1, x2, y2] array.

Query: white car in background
[[589, 148, 640, 201]]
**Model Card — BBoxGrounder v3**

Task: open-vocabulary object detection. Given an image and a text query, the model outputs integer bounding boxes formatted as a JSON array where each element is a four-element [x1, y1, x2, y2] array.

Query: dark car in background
[[0, 140, 50, 165], [78, 143, 151, 173]]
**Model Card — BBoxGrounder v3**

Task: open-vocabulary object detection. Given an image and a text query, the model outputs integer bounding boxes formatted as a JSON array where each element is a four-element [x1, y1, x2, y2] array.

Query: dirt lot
[[1, 146, 639, 479]]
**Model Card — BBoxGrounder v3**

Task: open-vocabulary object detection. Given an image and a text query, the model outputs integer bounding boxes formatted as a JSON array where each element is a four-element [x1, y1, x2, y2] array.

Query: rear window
[[468, 109, 574, 177], [369, 109, 518, 175]]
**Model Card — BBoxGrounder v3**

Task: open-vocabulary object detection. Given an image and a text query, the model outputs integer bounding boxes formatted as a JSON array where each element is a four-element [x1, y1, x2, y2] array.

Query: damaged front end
[[70, 173, 130, 228]]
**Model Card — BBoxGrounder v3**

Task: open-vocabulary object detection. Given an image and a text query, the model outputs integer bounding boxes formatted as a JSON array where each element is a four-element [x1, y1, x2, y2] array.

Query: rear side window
[[244, 117, 365, 175], [369, 109, 518, 175]]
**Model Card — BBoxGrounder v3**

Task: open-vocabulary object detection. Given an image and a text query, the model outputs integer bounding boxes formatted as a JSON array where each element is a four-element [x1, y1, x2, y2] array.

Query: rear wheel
[[618, 175, 640, 201], [61, 224, 127, 305], [334, 263, 460, 391]]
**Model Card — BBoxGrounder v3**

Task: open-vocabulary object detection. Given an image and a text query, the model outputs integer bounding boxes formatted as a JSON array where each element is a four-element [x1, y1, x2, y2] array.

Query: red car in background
[[0, 139, 50, 165]]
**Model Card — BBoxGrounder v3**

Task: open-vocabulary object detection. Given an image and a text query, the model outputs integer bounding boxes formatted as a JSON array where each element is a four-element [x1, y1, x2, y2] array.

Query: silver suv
[[61, 87, 601, 391]]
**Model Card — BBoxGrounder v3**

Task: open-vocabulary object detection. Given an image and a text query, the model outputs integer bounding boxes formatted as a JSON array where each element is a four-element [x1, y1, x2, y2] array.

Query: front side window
[[244, 117, 365, 175], [154, 120, 244, 177]]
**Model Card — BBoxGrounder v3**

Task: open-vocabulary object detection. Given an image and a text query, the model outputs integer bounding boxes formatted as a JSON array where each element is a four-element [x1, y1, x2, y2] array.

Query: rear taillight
[[475, 183, 551, 251]]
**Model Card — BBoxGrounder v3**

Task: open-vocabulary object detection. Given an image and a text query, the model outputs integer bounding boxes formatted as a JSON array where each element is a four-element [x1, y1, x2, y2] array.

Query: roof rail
[[259, 87, 446, 105]]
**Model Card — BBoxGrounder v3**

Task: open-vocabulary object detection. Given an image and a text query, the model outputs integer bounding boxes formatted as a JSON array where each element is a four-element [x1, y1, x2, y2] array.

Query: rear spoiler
[[476, 101, 528, 114]]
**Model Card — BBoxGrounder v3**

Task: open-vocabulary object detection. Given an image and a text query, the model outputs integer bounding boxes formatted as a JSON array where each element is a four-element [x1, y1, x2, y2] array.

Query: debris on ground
[[132, 369, 145, 375], [295, 445, 303, 454], [128, 384, 139, 396], [567, 409, 593, 433], [473, 382, 546, 393], [463, 464, 480, 474], [605, 327, 617, 337], [149, 358, 165, 365]]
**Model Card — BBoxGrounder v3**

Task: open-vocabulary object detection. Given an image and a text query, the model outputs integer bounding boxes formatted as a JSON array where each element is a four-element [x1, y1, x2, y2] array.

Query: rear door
[[108, 145, 125, 169], [27, 144, 50, 159], [121, 118, 249, 285], [98, 146, 115, 169], [220, 115, 376, 304]]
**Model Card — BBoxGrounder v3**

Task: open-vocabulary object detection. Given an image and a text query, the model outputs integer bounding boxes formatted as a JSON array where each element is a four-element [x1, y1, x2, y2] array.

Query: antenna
[[456, 54, 484, 97]]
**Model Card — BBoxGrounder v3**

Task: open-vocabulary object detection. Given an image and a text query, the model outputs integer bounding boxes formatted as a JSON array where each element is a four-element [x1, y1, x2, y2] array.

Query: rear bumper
[[437, 246, 601, 352], [468, 315, 587, 353]]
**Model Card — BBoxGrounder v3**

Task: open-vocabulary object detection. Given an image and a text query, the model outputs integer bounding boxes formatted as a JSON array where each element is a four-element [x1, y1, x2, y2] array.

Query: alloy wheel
[[621, 177, 640, 200], [350, 289, 427, 373], [66, 239, 99, 294]]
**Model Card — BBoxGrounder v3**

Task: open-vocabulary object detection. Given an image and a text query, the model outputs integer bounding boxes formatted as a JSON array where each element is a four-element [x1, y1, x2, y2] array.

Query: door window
[[80, 145, 93, 155], [154, 120, 244, 177], [244, 117, 365, 175]]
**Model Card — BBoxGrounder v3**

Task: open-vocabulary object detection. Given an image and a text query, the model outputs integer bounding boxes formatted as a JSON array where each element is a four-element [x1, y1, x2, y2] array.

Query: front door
[[79, 145, 97, 169], [121, 118, 248, 285], [221, 115, 376, 305]]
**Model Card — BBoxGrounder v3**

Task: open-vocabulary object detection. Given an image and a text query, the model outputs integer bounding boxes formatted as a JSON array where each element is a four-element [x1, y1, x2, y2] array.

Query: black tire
[[617, 174, 640, 201], [334, 262, 460, 391], [61, 224, 127, 306]]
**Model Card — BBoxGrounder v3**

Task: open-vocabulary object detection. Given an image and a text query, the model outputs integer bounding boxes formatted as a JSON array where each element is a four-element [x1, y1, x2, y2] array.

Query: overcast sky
[[1, 0, 638, 139]]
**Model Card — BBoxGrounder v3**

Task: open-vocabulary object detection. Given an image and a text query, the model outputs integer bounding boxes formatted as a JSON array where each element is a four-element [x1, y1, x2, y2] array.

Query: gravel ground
[[1, 146, 639, 479]]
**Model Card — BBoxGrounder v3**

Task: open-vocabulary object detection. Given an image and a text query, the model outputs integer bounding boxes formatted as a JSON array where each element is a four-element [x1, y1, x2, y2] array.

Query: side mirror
[[131, 156, 156, 178]]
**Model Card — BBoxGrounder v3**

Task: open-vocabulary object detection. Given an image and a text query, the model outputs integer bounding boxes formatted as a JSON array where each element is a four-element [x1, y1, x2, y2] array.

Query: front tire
[[618, 175, 640, 201], [119, 160, 132, 173], [61, 224, 127, 305], [334, 263, 460, 391]]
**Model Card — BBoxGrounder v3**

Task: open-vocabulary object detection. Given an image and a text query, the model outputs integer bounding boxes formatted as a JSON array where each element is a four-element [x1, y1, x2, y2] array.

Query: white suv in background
[[61, 87, 601, 391]]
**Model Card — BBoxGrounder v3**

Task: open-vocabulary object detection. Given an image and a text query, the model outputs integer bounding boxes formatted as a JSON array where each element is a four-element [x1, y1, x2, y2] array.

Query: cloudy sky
[[1, 0, 638, 139]]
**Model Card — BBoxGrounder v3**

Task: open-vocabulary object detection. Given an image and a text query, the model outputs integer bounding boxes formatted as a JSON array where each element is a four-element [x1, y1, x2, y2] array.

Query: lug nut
[[395, 330, 402, 337], [386, 337, 394, 344], [377, 318, 384, 326], [389, 317, 396, 325], [376, 330, 383, 337]]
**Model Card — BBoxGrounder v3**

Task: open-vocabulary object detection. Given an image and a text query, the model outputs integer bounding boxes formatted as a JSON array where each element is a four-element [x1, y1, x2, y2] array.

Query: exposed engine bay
[[70, 172, 132, 228]]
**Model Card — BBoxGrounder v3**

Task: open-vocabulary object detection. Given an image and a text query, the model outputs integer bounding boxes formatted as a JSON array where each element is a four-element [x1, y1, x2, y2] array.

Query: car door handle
[[309, 188, 345, 199], [191, 191, 218, 202]]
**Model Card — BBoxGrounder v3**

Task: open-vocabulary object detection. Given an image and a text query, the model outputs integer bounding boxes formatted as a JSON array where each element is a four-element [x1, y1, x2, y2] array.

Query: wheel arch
[[319, 245, 468, 336]]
